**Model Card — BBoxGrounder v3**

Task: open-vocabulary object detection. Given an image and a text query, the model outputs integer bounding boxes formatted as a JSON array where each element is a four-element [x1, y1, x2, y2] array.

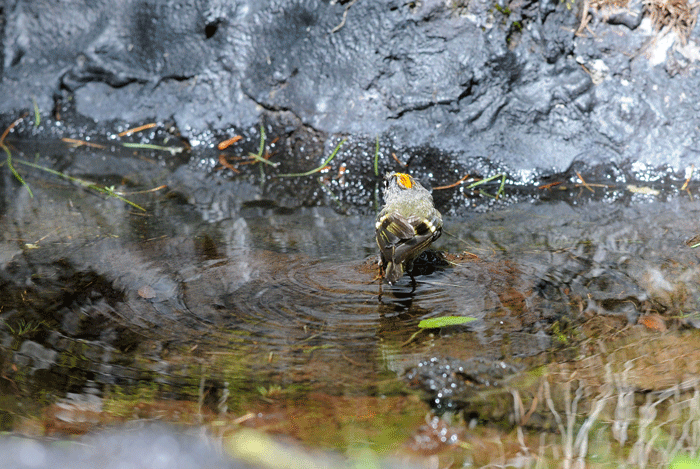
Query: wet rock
[[639, 267, 685, 310], [44, 390, 106, 436], [14, 341, 58, 371], [405, 414, 464, 455], [0, 425, 248, 469], [600, 0, 645, 30], [1, 0, 698, 190], [404, 356, 521, 415]]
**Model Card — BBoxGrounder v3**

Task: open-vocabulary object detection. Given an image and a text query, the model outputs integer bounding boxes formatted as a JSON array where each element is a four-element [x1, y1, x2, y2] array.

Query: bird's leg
[[407, 259, 417, 290], [373, 254, 386, 282]]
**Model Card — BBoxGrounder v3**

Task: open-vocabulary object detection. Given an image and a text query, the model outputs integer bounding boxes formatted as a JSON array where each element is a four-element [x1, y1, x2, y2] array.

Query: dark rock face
[[1, 0, 699, 181]]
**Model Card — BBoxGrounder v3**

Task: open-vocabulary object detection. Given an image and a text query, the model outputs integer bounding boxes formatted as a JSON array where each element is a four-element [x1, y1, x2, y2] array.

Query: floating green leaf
[[418, 316, 477, 329], [670, 454, 700, 469]]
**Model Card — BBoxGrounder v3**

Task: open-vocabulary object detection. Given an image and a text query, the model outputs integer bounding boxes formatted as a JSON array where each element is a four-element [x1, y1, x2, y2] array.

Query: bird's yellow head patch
[[395, 173, 413, 189]]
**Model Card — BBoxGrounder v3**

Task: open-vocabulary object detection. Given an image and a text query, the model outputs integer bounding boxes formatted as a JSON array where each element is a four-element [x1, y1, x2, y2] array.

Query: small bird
[[375, 172, 443, 284]]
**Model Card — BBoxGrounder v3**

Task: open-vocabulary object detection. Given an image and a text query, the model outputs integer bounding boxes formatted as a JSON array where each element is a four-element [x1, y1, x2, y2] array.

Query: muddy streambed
[[1, 140, 700, 468]]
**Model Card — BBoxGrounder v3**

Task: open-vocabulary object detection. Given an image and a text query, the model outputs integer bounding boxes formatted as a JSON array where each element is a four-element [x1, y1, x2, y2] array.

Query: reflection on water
[[2, 145, 700, 465]]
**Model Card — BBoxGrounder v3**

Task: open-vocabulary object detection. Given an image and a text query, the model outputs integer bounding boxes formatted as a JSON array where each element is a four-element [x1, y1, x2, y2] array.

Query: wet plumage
[[375, 172, 442, 283]]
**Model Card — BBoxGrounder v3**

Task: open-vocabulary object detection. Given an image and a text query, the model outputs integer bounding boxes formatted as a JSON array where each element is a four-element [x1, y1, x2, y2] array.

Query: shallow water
[[2, 141, 700, 466]]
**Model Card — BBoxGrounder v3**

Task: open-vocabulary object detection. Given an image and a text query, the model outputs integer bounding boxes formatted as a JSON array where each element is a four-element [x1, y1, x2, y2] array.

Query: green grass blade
[[246, 125, 279, 168], [2, 143, 33, 197], [121, 142, 183, 155], [278, 139, 346, 177], [258, 125, 265, 156], [17, 159, 95, 187], [248, 152, 279, 167], [374, 135, 379, 177], [93, 186, 146, 211], [32, 97, 40, 127], [465, 173, 507, 198], [15, 158, 145, 211]]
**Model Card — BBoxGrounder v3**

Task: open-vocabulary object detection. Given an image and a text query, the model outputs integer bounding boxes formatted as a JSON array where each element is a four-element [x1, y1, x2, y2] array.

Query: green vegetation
[[32, 97, 40, 127], [373, 135, 379, 177], [121, 142, 183, 155], [15, 159, 146, 211], [248, 126, 279, 168], [1, 116, 151, 210], [278, 138, 346, 177], [1, 143, 32, 198], [418, 316, 477, 328], [494, 3, 511, 15], [1, 319, 45, 337], [465, 173, 507, 199]]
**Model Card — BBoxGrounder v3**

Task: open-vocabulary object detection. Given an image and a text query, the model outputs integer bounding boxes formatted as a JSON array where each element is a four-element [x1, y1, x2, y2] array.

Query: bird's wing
[[392, 216, 441, 262], [376, 212, 415, 246]]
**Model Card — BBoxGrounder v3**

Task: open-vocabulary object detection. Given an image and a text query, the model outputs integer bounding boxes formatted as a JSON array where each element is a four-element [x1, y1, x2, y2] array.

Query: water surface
[[1, 141, 700, 467]]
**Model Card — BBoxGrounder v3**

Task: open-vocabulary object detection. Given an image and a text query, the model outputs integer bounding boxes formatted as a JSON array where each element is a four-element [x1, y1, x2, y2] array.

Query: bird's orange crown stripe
[[396, 173, 413, 189]]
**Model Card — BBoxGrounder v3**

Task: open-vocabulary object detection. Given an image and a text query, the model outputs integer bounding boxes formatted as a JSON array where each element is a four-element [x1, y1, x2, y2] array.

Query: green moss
[[494, 3, 512, 15]]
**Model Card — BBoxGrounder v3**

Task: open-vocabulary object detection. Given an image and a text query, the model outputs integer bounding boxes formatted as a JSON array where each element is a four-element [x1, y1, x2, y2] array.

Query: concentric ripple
[[215, 250, 516, 348], [221, 255, 385, 345]]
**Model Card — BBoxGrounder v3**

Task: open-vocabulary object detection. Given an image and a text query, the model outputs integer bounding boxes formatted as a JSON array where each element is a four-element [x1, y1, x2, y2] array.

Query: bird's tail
[[384, 260, 404, 284]]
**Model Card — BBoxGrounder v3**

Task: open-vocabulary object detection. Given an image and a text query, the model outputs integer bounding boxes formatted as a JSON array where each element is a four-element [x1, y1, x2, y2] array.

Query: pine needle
[[118, 122, 157, 137], [434, 173, 470, 190]]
